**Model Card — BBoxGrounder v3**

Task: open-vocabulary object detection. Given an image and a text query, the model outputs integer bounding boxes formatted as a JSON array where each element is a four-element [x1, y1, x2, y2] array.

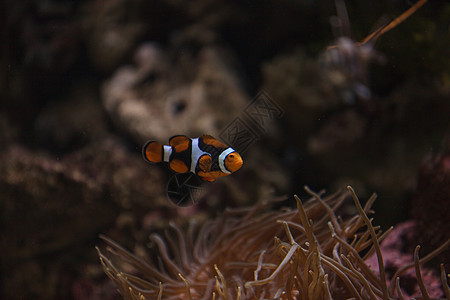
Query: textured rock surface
[[101, 43, 249, 144], [0, 139, 165, 298], [411, 144, 450, 270]]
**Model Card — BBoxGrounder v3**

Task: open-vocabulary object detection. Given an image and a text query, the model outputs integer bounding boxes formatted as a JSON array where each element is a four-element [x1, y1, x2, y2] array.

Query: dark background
[[2, 0, 450, 298]]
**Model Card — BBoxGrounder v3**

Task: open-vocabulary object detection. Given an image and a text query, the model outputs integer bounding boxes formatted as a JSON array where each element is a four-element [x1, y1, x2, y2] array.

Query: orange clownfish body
[[142, 135, 243, 182]]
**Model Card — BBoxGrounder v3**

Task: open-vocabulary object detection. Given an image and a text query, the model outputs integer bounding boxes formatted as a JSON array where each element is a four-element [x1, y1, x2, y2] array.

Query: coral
[[81, 0, 148, 73], [101, 43, 249, 145], [97, 187, 450, 299], [365, 221, 448, 298], [412, 143, 450, 270], [34, 83, 108, 153], [262, 49, 341, 141], [0, 139, 166, 298]]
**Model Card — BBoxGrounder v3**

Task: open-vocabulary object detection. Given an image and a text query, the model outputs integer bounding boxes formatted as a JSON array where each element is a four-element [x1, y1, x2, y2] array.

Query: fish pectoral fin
[[169, 159, 189, 173], [198, 154, 212, 172], [142, 140, 163, 163], [201, 176, 216, 182], [169, 135, 190, 152], [198, 170, 216, 182]]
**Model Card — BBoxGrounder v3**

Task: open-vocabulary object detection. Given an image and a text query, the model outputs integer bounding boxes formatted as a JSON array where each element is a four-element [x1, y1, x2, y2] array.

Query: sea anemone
[[97, 186, 450, 299]]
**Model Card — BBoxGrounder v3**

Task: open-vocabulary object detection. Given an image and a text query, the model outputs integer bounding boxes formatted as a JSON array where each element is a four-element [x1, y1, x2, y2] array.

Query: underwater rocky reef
[[2, 0, 450, 298]]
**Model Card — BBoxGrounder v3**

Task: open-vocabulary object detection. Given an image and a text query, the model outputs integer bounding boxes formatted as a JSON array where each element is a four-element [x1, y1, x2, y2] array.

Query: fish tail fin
[[142, 140, 164, 163]]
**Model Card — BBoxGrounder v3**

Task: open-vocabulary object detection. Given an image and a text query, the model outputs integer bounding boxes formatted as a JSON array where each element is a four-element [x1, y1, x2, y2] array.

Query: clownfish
[[142, 135, 243, 182]]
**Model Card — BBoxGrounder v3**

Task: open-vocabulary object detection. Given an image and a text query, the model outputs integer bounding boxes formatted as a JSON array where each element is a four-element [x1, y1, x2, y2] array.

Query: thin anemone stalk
[[97, 186, 450, 299]]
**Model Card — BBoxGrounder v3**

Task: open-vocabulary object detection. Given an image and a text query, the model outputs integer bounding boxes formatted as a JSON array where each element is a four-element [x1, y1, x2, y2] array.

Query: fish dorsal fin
[[198, 154, 212, 172], [169, 159, 189, 173], [169, 135, 190, 152], [200, 135, 227, 149]]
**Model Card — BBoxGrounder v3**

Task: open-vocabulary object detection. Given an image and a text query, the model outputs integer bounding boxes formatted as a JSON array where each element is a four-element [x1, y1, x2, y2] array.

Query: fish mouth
[[231, 156, 243, 172]]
